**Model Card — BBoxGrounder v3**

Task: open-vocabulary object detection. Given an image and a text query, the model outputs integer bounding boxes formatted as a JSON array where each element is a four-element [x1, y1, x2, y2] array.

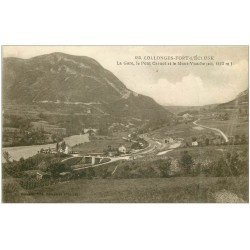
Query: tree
[[214, 157, 227, 177], [205, 138, 209, 146], [98, 125, 109, 136], [85, 168, 95, 179], [241, 134, 247, 144], [234, 135, 240, 144], [99, 166, 109, 179], [159, 159, 172, 177], [61, 141, 66, 151], [47, 162, 67, 177], [224, 112, 229, 120], [227, 152, 241, 176], [3, 151, 11, 163], [213, 153, 241, 177], [38, 112, 46, 119], [180, 151, 193, 174]]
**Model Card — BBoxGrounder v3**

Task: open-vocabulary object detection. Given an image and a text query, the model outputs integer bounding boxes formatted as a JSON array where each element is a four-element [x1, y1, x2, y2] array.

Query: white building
[[118, 145, 126, 154], [182, 113, 193, 119], [165, 137, 174, 143], [83, 128, 98, 134], [191, 141, 198, 146]]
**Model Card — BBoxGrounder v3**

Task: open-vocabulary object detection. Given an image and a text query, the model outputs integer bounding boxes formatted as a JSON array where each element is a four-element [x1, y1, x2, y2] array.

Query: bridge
[[84, 155, 104, 165], [62, 154, 107, 166]]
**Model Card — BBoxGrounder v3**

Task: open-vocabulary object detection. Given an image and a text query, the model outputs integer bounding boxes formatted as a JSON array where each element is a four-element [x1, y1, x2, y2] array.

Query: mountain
[[216, 89, 248, 110], [3, 52, 173, 121]]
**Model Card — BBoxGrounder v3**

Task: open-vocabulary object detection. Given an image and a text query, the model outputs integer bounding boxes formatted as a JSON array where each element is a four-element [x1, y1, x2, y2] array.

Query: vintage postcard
[[1, 46, 249, 203]]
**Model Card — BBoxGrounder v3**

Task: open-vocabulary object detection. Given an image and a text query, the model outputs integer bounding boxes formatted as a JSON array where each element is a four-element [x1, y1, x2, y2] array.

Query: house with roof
[[118, 145, 127, 154], [83, 128, 98, 135], [165, 137, 174, 143]]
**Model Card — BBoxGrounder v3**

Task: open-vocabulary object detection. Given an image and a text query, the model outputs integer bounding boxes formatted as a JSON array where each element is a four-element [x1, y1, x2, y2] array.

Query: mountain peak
[[30, 52, 102, 67]]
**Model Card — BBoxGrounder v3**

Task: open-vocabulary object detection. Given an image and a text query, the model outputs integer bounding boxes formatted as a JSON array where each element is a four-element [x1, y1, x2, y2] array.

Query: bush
[[158, 159, 172, 177], [47, 161, 71, 177], [85, 168, 96, 179], [19, 177, 55, 190], [179, 151, 193, 174], [111, 158, 174, 179]]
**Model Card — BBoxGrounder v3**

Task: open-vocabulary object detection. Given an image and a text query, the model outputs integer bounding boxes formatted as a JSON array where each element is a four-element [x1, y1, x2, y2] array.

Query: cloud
[[133, 59, 248, 106]]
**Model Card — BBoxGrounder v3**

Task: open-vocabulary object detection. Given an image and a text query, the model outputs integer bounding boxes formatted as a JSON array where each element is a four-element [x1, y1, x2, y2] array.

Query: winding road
[[193, 119, 229, 142]]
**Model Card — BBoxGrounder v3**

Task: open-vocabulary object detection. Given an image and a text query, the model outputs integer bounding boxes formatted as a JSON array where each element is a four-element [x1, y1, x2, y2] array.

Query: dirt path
[[157, 149, 173, 156], [193, 119, 229, 142]]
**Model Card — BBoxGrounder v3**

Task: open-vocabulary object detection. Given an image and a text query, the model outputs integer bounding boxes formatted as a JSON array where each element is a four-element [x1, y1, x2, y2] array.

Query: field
[[149, 122, 215, 141], [3, 176, 248, 203], [199, 118, 248, 137]]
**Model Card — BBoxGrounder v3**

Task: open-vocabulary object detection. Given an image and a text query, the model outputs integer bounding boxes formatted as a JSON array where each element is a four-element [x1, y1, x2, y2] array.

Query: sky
[[3, 46, 248, 106]]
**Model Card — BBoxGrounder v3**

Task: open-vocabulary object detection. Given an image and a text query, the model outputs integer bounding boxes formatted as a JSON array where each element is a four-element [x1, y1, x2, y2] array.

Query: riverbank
[[2, 134, 89, 162]]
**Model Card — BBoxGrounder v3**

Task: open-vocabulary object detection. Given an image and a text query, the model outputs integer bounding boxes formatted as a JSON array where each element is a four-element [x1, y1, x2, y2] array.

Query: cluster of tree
[[19, 177, 55, 190], [103, 145, 119, 156], [238, 108, 248, 116], [98, 126, 109, 136], [3, 114, 31, 130], [3, 153, 69, 178], [46, 161, 71, 177], [56, 141, 66, 151], [68, 147, 248, 181], [206, 152, 248, 177], [180, 151, 248, 177], [215, 112, 229, 121], [179, 151, 193, 174], [131, 142, 143, 150], [138, 118, 175, 134], [109, 159, 173, 179], [95, 149, 248, 180], [19, 128, 47, 145], [69, 167, 96, 180], [230, 134, 248, 145], [3, 126, 64, 147]]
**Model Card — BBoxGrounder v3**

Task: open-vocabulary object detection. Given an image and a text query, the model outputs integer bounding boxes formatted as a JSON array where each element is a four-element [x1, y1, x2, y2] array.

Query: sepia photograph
[[1, 45, 249, 203], [1, 1, 250, 250]]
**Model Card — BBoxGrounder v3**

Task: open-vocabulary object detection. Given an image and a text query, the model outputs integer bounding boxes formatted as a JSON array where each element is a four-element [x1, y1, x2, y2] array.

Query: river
[[2, 134, 89, 163]]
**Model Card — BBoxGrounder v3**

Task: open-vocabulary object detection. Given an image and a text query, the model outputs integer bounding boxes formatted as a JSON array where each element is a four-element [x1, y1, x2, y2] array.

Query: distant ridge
[[217, 89, 248, 109]]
